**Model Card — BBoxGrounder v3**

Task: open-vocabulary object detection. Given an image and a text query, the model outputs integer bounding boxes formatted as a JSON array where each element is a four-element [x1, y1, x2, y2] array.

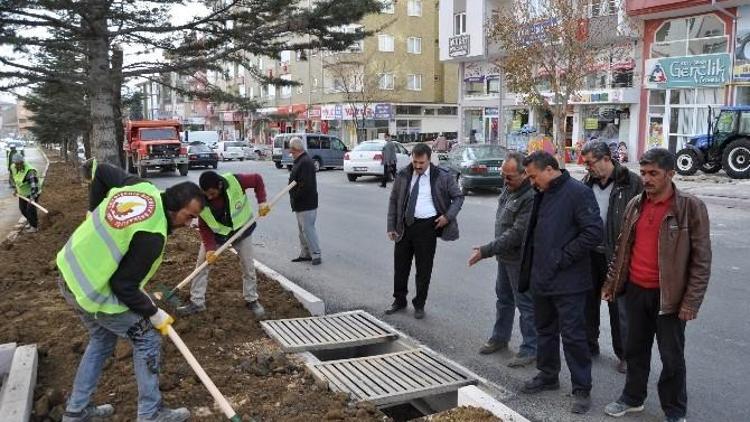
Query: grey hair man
[[288, 136, 322, 265], [468, 151, 537, 367], [580, 140, 643, 373]]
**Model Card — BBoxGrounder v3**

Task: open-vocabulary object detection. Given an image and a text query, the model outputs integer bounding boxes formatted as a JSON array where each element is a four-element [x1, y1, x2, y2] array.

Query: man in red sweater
[[177, 171, 269, 318], [601, 149, 711, 422]]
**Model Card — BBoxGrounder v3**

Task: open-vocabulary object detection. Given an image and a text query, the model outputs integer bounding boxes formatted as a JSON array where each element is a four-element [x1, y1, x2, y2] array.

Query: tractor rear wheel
[[676, 148, 701, 176], [722, 139, 750, 179]]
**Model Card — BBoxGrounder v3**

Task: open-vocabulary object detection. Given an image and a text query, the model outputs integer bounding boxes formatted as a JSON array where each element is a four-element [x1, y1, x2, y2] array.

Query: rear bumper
[[462, 175, 504, 189], [140, 157, 188, 166], [189, 159, 217, 167], [344, 161, 384, 176]]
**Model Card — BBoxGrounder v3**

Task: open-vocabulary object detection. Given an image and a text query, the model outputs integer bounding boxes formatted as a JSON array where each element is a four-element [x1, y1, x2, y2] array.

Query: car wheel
[[722, 138, 750, 179], [675, 148, 701, 176], [457, 174, 469, 195], [178, 163, 189, 176], [313, 158, 322, 172], [212, 162, 218, 169], [275, 161, 283, 169], [347, 174, 358, 182], [240, 158, 245, 161]]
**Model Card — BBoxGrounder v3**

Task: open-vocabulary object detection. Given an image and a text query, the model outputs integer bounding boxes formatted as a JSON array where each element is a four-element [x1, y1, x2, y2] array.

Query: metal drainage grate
[[260, 310, 398, 353], [308, 349, 477, 407]]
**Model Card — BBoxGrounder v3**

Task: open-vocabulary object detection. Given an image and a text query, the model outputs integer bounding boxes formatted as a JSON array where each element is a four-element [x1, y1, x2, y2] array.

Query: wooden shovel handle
[[18, 194, 49, 214]]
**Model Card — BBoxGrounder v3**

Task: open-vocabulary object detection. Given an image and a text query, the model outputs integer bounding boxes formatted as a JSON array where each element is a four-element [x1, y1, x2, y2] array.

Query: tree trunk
[[86, 0, 119, 166], [553, 104, 567, 169], [61, 138, 69, 161], [111, 46, 125, 168]]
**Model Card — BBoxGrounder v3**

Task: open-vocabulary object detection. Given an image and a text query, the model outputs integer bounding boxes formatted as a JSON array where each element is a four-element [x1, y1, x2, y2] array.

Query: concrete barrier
[[0, 343, 17, 376], [458, 385, 530, 422], [0, 344, 38, 422], [254, 260, 325, 316]]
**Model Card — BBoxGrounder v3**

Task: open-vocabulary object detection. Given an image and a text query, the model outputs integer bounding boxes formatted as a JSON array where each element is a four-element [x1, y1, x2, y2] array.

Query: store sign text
[[645, 53, 730, 88], [448, 35, 470, 57]]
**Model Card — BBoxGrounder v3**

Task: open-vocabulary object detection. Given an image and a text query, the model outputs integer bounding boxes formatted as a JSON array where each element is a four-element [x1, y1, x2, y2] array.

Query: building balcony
[[626, 0, 742, 19]]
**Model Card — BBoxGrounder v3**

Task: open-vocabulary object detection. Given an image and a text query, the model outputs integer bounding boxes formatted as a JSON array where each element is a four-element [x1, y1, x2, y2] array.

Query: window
[[589, 0, 617, 17], [258, 58, 264, 69], [464, 80, 484, 96], [407, 74, 422, 91], [306, 136, 321, 149], [407, 37, 422, 54], [249, 86, 255, 98], [438, 106, 458, 115], [454, 12, 467, 36], [380, 0, 394, 14], [651, 14, 727, 58], [280, 50, 291, 64], [267, 84, 276, 98], [331, 138, 346, 151], [407, 0, 422, 17], [378, 34, 395, 52], [379, 73, 395, 90], [280, 74, 292, 98], [487, 77, 501, 94]]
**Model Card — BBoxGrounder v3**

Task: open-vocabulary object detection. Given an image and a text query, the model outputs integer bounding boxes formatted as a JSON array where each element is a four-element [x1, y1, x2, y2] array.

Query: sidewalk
[[0, 148, 47, 240]]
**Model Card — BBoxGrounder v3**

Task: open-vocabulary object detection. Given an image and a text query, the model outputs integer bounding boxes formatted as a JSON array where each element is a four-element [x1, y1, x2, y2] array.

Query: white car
[[216, 141, 245, 161], [344, 140, 410, 182]]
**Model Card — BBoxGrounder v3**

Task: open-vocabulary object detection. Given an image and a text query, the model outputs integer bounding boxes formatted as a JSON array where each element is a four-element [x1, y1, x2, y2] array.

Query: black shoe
[[385, 303, 406, 315], [571, 390, 591, 414], [291, 256, 313, 262], [414, 308, 425, 319], [589, 342, 600, 356], [311, 257, 322, 265], [520, 375, 560, 394]]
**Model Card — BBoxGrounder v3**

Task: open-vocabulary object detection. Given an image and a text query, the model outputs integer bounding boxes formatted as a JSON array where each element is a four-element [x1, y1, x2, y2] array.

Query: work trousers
[[619, 283, 687, 419], [534, 292, 592, 393], [490, 260, 537, 357], [393, 217, 437, 309], [296, 209, 321, 259], [586, 251, 625, 358], [59, 279, 162, 418], [190, 235, 258, 306], [19, 197, 38, 228]]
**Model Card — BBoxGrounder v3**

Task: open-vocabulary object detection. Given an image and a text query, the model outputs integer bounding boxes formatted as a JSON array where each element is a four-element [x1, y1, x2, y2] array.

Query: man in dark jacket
[[518, 151, 602, 414], [288, 137, 321, 265], [386, 143, 463, 319], [468, 151, 537, 367], [602, 149, 711, 422], [381, 136, 398, 188], [581, 141, 643, 372]]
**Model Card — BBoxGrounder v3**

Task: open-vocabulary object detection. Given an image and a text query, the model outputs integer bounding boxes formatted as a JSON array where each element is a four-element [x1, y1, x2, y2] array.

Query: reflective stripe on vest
[[11, 163, 37, 197], [199, 173, 253, 236], [56, 182, 167, 315]]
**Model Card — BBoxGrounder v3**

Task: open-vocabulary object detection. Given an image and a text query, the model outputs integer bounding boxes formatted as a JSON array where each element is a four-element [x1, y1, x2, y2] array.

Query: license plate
[[354, 167, 368, 172], [489, 166, 500, 172], [200, 154, 208, 158]]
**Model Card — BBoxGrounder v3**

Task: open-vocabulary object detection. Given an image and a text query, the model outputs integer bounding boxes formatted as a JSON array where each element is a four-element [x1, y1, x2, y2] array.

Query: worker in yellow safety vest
[[10, 153, 40, 233], [57, 180, 205, 422]]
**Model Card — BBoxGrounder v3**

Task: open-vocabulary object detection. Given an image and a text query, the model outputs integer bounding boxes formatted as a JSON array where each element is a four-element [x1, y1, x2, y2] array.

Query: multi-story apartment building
[[237, 0, 459, 146], [439, 0, 642, 157]]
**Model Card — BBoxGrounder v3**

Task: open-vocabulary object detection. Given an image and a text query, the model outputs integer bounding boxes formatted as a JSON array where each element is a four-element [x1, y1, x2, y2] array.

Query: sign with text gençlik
[[644, 53, 731, 89]]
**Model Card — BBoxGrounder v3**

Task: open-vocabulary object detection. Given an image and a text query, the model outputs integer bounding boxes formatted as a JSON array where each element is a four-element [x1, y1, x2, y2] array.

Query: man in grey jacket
[[386, 143, 464, 319], [381, 135, 398, 188], [468, 151, 536, 367]]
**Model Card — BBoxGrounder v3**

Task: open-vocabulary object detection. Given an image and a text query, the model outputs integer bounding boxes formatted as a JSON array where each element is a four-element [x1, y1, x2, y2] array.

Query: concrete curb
[[0, 344, 38, 422], [457, 385, 530, 422], [254, 259, 325, 316]]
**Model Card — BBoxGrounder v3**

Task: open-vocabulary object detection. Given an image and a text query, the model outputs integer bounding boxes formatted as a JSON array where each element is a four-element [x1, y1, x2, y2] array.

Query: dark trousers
[[19, 197, 38, 228], [534, 292, 592, 393], [620, 284, 687, 419], [381, 164, 396, 187], [393, 218, 437, 309], [586, 251, 625, 358]]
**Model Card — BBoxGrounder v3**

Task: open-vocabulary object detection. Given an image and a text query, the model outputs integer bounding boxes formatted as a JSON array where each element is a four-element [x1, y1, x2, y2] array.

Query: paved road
[[0, 148, 46, 240], [151, 160, 749, 422]]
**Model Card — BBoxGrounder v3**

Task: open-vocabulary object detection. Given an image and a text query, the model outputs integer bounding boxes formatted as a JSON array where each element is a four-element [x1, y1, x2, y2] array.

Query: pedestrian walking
[[57, 181, 205, 422], [518, 151, 602, 414], [177, 171, 270, 318], [10, 153, 41, 233], [385, 143, 464, 319], [288, 137, 322, 265], [602, 148, 711, 422], [468, 151, 537, 367], [381, 136, 398, 188], [580, 140, 643, 373]]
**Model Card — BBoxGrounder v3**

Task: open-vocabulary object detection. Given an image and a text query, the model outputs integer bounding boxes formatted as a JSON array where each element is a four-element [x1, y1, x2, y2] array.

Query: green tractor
[[675, 106, 750, 179]]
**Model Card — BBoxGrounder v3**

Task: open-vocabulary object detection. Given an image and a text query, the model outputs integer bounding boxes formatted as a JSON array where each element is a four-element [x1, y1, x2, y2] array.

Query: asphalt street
[[150, 159, 750, 422]]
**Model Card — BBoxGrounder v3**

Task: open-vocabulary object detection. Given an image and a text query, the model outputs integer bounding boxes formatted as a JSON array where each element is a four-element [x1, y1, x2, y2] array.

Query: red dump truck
[[125, 120, 189, 177]]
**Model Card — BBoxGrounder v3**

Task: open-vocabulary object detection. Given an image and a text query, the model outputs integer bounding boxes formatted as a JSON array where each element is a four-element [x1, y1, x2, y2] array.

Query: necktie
[[405, 173, 422, 226]]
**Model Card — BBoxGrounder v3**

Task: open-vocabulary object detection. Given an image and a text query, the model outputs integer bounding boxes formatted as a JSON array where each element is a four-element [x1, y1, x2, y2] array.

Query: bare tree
[[491, 0, 638, 165]]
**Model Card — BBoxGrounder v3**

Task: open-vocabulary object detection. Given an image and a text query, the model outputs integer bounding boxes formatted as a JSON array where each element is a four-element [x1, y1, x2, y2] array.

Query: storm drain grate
[[308, 349, 477, 406], [260, 310, 398, 352]]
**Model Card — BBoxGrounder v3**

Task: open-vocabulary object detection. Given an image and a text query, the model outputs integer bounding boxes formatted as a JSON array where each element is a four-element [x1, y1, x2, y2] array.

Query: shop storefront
[[571, 88, 640, 160], [638, 12, 733, 154]]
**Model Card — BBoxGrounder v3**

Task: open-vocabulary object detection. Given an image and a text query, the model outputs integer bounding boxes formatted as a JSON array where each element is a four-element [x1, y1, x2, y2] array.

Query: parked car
[[343, 140, 410, 182], [183, 130, 219, 149], [244, 143, 269, 160], [272, 135, 287, 168], [444, 144, 507, 195], [216, 141, 245, 161], [188, 143, 219, 169], [279, 133, 348, 171]]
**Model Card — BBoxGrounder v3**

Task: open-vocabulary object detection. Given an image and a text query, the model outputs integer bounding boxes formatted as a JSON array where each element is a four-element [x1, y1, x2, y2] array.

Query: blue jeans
[[296, 209, 321, 259], [491, 260, 537, 357], [59, 279, 162, 417]]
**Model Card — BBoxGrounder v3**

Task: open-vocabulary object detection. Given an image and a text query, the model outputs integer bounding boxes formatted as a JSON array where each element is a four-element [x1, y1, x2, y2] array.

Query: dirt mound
[[0, 161, 383, 421], [421, 406, 500, 421]]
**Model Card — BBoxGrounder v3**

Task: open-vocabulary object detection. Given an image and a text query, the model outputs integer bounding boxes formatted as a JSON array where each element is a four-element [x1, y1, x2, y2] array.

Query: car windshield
[[462, 145, 506, 160], [189, 145, 211, 153], [140, 128, 178, 140], [354, 143, 385, 152], [225, 142, 245, 148]]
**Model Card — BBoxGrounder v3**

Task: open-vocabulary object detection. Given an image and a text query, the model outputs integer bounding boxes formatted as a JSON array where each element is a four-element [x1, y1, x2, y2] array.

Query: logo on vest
[[105, 191, 156, 229]]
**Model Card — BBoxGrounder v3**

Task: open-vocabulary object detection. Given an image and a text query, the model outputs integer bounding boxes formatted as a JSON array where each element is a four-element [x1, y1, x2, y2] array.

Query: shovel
[[155, 181, 296, 306], [17, 194, 50, 214], [166, 325, 242, 421]]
